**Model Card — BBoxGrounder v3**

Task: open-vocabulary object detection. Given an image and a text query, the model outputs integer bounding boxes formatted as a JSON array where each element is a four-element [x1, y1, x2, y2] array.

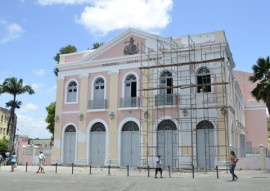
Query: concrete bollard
[[216, 165, 219, 179], [147, 165, 150, 177], [259, 144, 265, 170], [72, 163, 74, 174]]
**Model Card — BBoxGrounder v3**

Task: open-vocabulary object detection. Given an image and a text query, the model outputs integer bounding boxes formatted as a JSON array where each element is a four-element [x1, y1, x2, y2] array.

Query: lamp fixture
[[79, 113, 84, 121], [109, 112, 115, 119], [220, 107, 227, 115], [144, 110, 149, 119], [182, 108, 188, 117], [55, 115, 60, 122]]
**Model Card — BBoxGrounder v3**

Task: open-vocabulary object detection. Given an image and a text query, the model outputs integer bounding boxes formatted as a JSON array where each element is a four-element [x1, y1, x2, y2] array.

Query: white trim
[[88, 109, 108, 112], [86, 119, 109, 166], [108, 69, 119, 74], [58, 62, 142, 79], [118, 107, 140, 111], [62, 111, 80, 114], [244, 107, 266, 110], [79, 73, 89, 78]]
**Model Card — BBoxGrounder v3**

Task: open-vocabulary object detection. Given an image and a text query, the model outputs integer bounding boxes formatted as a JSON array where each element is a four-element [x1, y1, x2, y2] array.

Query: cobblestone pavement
[[0, 165, 270, 191]]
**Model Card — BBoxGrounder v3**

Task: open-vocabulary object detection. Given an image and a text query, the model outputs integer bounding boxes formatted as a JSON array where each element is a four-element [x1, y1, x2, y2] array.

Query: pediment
[[80, 28, 161, 64]]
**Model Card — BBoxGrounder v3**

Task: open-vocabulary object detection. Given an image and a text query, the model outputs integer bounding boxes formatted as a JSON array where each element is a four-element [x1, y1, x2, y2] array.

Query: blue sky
[[0, 0, 269, 139]]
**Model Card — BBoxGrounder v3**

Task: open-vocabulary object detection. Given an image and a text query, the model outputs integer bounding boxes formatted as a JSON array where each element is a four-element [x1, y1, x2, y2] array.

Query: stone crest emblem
[[124, 37, 139, 55]]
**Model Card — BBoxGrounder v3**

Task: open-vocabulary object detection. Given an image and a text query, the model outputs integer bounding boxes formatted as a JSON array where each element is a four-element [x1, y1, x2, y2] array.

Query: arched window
[[95, 78, 105, 91], [197, 67, 211, 93], [125, 74, 137, 98], [67, 81, 77, 102], [91, 122, 106, 132], [196, 120, 214, 129], [92, 77, 105, 109], [122, 121, 139, 131], [157, 119, 177, 130], [94, 78, 104, 98], [160, 71, 173, 94], [65, 125, 76, 132], [122, 74, 138, 107]]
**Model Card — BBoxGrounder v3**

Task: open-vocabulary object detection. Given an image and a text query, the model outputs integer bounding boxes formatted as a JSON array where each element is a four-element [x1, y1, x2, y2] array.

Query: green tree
[[0, 77, 35, 150], [45, 102, 56, 141], [91, 42, 104, 49], [249, 56, 270, 114], [0, 138, 9, 151], [53, 45, 77, 76]]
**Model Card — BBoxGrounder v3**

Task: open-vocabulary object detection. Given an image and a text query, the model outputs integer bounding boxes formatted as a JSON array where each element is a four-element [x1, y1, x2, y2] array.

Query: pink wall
[[234, 70, 268, 148], [16, 136, 52, 165], [234, 70, 258, 101], [62, 114, 79, 128], [64, 53, 84, 63], [94, 36, 146, 60], [245, 109, 268, 147], [86, 112, 108, 126], [117, 110, 140, 122]]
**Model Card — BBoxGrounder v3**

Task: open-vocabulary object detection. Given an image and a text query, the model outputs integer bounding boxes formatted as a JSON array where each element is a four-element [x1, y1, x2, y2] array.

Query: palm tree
[[249, 56, 270, 114], [0, 77, 35, 150]]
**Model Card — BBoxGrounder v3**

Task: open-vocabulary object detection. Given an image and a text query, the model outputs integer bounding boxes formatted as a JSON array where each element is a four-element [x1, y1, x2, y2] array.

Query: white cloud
[[34, 68, 45, 76], [16, 114, 51, 139], [47, 84, 57, 94], [37, 0, 91, 5], [19, 103, 39, 113], [76, 0, 173, 37], [0, 19, 24, 44], [31, 82, 45, 91]]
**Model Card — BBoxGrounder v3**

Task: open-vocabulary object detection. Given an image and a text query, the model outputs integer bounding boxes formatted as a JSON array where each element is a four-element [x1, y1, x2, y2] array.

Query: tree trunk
[[8, 108, 15, 151], [266, 100, 270, 116]]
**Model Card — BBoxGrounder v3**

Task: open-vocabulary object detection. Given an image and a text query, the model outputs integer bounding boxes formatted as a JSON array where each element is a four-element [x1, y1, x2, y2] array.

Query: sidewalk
[[1, 165, 270, 191]]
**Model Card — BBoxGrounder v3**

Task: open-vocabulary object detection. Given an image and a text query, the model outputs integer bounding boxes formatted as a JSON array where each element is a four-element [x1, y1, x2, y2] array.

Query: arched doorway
[[196, 120, 215, 169], [121, 121, 140, 166], [89, 122, 106, 166], [63, 125, 76, 165], [157, 120, 178, 168]]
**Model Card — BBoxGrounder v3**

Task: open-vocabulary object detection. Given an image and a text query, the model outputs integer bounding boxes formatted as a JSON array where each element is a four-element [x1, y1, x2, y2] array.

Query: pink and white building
[[234, 71, 268, 150], [51, 28, 267, 169]]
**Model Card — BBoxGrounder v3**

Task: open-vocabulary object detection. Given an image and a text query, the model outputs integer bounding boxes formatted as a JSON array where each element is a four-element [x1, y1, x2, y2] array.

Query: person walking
[[0, 154, 3, 170], [10, 151, 17, 172], [229, 150, 238, 181], [155, 154, 163, 178], [36, 151, 46, 173]]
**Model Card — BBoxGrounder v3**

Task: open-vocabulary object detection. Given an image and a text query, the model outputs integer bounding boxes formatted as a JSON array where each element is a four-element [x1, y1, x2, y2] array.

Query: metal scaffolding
[[139, 35, 230, 171]]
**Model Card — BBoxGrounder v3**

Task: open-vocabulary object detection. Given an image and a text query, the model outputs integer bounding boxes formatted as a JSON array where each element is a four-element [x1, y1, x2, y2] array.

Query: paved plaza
[[0, 165, 270, 191]]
